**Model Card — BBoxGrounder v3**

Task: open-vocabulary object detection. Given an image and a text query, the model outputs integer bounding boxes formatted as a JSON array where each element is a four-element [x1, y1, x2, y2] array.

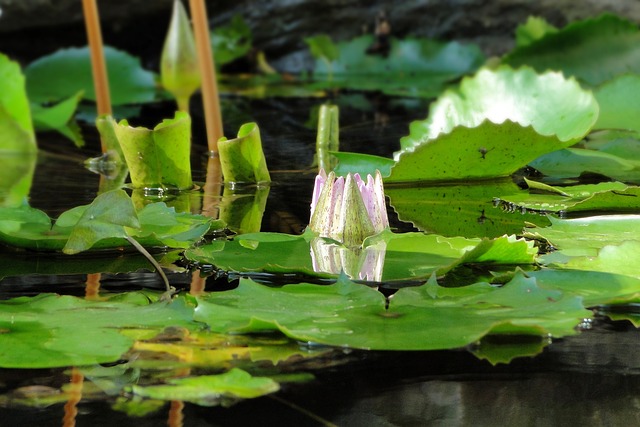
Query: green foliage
[[0, 190, 217, 252], [0, 293, 197, 368], [30, 91, 84, 146], [305, 35, 339, 63], [515, 16, 558, 48], [194, 274, 590, 351], [218, 122, 271, 183], [25, 46, 157, 106], [110, 112, 193, 189], [130, 368, 279, 405], [310, 35, 485, 97], [386, 181, 551, 238], [211, 15, 253, 67], [389, 66, 598, 182], [594, 74, 640, 133], [0, 53, 35, 150], [504, 14, 640, 85], [496, 180, 640, 215]]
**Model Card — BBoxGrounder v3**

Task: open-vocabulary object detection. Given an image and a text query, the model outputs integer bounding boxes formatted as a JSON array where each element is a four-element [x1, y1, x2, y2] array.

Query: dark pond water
[[2, 96, 640, 426]]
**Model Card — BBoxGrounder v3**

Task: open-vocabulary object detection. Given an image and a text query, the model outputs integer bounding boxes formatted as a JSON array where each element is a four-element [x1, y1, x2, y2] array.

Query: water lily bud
[[309, 169, 388, 246], [161, 0, 201, 112]]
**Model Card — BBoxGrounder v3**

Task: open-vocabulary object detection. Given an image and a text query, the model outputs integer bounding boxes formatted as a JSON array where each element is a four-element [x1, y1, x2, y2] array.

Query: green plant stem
[[125, 235, 175, 301]]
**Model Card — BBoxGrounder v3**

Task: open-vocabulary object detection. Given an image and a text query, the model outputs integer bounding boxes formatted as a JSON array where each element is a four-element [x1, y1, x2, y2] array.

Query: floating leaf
[[130, 368, 279, 405], [529, 148, 640, 183], [392, 121, 576, 182], [496, 181, 640, 215], [0, 191, 216, 252], [310, 35, 485, 97], [594, 74, 640, 133], [194, 274, 590, 351], [529, 269, 640, 307], [25, 46, 157, 105], [527, 215, 640, 257], [63, 190, 139, 254], [504, 14, 640, 85], [0, 294, 198, 368]]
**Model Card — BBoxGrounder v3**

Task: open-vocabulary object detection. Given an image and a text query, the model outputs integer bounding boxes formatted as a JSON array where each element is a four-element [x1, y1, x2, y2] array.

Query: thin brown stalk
[[82, 0, 112, 149], [189, 0, 223, 152]]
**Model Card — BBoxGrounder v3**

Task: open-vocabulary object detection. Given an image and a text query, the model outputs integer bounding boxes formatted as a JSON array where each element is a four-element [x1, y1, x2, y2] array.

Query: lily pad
[[310, 35, 485, 97], [399, 66, 598, 151], [194, 274, 590, 351], [0, 294, 198, 368], [529, 147, 640, 182], [0, 190, 217, 252], [390, 66, 598, 182], [130, 368, 279, 405], [503, 14, 640, 86], [496, 181, 640, 215], [25, 46, 157, 105], [594, 74, 640, 133]]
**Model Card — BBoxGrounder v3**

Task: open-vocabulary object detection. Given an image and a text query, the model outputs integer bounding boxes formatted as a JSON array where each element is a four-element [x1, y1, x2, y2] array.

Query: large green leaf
[[503, 14, 640, 85], [390, 66, 598, 182], [0, 53, 34, 143], [594, 74, 640, 133], [0, 294, 198, 368], [194, 274, 590, 351], [310, 35, 485, 97], [130, 368, 279, 405], [186, 230, 535, 283], [391, 121, 575, 182], [25, 46, 157, 105], [399, 66, 598, 150]]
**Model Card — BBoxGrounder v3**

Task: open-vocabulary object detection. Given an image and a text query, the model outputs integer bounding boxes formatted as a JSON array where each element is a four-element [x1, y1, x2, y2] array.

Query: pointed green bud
[[161, 0, 201, 112]]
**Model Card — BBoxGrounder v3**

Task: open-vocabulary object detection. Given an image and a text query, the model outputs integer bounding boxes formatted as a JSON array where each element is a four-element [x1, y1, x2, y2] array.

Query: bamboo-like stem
[[82, 0, 112, 151], [189, 0, 223, 152]]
